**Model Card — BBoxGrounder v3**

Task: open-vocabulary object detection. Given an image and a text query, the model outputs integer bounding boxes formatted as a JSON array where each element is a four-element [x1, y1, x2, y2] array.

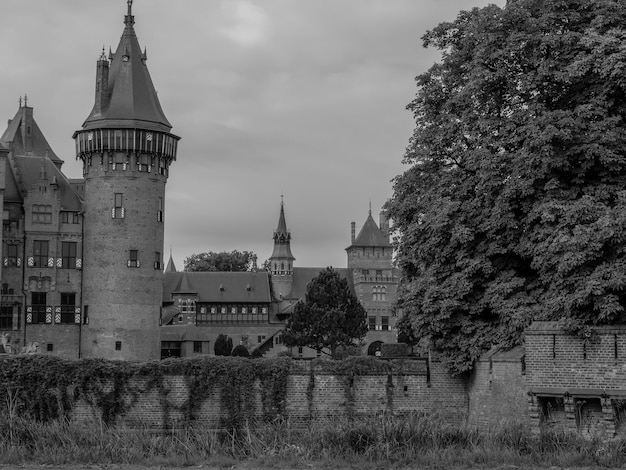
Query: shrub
[[232, 345, 250, 358]]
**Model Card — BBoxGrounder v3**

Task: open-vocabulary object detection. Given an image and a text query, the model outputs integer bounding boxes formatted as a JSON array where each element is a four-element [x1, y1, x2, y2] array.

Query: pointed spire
[[269, 198, 295, 267], [165, 247, 177, 273]]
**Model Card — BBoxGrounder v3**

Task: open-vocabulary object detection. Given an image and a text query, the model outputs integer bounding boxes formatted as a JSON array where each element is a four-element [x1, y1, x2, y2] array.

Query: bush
[[232, 345, 250, 358]]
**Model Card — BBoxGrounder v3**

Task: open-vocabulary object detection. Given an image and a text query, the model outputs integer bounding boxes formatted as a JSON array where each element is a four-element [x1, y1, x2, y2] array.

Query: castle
[[0, 2, 398, 360]]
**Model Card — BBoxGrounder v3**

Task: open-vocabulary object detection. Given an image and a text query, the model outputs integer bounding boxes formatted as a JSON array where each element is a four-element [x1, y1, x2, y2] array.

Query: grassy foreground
[[0, 413, 623, 468]]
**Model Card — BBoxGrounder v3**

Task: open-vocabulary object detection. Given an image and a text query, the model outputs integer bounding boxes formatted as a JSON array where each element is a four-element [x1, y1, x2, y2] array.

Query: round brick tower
[[73, 1, 179, 360]]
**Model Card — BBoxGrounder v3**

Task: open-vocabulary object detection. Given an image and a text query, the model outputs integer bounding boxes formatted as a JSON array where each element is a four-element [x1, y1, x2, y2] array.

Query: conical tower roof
[[81, 1, 172, 132]]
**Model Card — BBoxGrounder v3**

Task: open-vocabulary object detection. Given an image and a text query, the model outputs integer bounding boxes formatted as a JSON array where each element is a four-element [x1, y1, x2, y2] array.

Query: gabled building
[[0, 102, 84, 356], [160, 203, 398, 358]]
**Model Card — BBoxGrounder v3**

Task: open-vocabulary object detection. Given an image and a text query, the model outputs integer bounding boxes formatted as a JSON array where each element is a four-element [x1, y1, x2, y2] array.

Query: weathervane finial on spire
[[125, 0, 135, 27]]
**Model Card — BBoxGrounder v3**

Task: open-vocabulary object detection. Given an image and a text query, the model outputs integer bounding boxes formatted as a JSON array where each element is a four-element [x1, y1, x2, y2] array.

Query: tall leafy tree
[[184, 250, 256, 272], [388, 0, 626, 373], [283, 268, 368, 356]]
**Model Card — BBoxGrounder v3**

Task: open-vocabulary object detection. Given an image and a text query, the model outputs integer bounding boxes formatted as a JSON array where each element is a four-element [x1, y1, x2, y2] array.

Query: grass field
[[0, 413, 622, 468]]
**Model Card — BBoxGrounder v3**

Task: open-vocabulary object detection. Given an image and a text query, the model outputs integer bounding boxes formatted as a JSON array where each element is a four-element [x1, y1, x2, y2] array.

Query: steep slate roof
[[3, 159, 22, 203], [163, 271, 272, 303], [0, 106, 63, 166], [81, 3, 172, 132], [13, 156, 83, 211], [348, 213, 391, 248]]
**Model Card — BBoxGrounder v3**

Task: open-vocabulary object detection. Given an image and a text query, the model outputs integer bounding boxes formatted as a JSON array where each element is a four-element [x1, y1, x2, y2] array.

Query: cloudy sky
[[1, 0, 502, 270]]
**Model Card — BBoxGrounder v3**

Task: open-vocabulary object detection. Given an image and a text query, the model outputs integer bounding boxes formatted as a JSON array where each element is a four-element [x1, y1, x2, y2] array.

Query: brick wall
[[525, 321, 626, 438], [60, 357, 470, 429], [467, 347, 529, 429]]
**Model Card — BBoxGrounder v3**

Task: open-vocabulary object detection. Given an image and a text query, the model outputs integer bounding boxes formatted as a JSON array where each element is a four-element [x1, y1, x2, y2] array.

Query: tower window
[[157, 197, 163, 222], [381, 316, 390, 331], [111, 152, 127, 171], [127, 250, 139, 268], [138, 154, 151, 172], [369, 316, 376, 331], [112, 193, 124, 219], [115, 341, 122, 351], [32, 205, 52, 224], [154, 252, 161, 270], [372, 286, 387, 302], [158, 157, 168, 176]]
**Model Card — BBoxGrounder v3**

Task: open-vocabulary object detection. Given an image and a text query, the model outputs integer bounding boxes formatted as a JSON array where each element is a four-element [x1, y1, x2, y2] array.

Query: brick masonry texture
[[65, 358, 475, 429], [17, 321, 626, 437]]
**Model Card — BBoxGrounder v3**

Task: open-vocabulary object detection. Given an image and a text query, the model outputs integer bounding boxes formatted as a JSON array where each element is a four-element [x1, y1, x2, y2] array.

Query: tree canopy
[[283, 268, 368, 355], [387, 0, 626, 373], [184, 250, 257, 272]]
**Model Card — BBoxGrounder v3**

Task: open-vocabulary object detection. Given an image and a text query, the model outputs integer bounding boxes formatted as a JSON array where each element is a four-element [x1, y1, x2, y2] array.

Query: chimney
[[351, 222, 355, 243], [379, 210, 389, 233], [94, 52, 110, 115]]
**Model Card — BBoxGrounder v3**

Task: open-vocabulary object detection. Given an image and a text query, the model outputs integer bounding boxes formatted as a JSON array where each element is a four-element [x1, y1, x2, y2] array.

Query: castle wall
[[466, 347, 529, 429], [64, 358, 470, 429], [525, 322, 626, 438]]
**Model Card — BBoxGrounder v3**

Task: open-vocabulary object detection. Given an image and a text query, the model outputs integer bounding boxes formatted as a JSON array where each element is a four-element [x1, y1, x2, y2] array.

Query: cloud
[[218, 0, 269, 47]]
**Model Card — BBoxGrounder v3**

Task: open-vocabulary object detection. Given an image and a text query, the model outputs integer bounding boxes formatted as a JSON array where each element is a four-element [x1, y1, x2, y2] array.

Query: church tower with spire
[[268, 200, 295, 300], [73, 1, 180, 360]]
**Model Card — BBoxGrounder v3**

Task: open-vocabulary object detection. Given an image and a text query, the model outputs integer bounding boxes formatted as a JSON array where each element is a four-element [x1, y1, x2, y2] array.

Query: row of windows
[[128, 251, 162, 269], [368, 316, 391, 331], [195, 304, 270, 324], [30, 207, 81, 225], [4, 242, 81, 269], [372, 286, 387, 302], [112, 193, 163, 222], [27, 292, 80, 325]]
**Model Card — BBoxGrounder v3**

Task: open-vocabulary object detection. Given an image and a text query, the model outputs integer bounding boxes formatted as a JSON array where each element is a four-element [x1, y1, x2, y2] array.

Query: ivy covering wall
[[0, 355, 465, 430]]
